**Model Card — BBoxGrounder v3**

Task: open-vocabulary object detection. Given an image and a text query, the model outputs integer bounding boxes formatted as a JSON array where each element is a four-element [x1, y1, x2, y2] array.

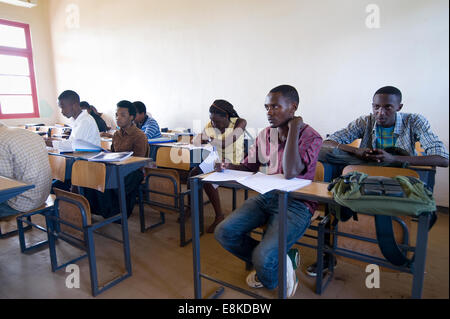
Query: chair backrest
[[156, 147, 191, 171], [343, 165, 419, 179], [144, 167, 181, 215], [48, 154, 66, 183], [338, 165, 418, 270], [347, 139, 361, 148], [53, 188, 92, 240], [314, 162, 324, 182], [415, 142, 425, 156], [101, 139, 112, 151], [71, 160, 107, 193]]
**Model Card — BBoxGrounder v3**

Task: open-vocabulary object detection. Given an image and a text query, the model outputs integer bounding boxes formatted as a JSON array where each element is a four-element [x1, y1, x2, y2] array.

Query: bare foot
[[206, 214, 225, 233]]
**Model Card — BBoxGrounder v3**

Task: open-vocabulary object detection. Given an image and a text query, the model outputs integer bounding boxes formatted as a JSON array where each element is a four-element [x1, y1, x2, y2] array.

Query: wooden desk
[[288, 181, 432, 299], [191, 175, 432, 299], [190, 175, 291, 299], [0, 176, 34, 204], [320, 161, 437, 191], [46, 151, 151, 295], [151, 143, 211, 171]]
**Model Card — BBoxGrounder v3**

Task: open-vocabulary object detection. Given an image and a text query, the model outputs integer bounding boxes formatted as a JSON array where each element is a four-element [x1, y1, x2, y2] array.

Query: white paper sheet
[[202, 169, 255, 183], [199, 149, 219, 174], [238, 173, 312, 194]]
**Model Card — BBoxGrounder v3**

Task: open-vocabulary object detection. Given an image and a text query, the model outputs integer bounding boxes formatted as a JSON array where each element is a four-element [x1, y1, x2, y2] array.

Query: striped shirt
[[243, 124, 323, 214], [0, 123, 52, 212], [138, 115, 162, 140], [327, 113, 449, 159]]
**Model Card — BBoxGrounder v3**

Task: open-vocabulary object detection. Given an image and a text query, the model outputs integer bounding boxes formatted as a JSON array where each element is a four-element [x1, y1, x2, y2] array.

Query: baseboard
[[437, 206, 449, 214]]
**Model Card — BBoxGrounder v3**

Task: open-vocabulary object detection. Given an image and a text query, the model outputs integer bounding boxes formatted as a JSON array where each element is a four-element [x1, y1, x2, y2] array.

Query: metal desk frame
[[23, 152, 150, 296], [285, 183, 433, 299], [190, 176, 294, 299]]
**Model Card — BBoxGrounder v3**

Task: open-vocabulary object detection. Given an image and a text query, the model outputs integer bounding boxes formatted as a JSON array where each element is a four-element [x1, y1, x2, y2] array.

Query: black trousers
[[84, 170, 144, 219]]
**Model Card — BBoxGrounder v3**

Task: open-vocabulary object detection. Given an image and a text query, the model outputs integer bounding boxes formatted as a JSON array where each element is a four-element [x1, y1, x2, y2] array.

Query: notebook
[[202, 170, 311, 194], [88, 151, 134, 162], [53, 139, 105, 153]]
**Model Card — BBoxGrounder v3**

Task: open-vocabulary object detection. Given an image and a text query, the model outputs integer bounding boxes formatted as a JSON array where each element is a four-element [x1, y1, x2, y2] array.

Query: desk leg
[[116, 166, 132, 276], [411, 212, 431, 299], [191, 177, 202, 299], [278, 191, 288, 299]]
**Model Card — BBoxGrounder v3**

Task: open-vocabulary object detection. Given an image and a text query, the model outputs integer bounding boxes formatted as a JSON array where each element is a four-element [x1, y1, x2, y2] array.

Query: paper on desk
[[199, 149, 219, 174], [238, 173, 312, 194], [202, 169, 255, 183], [52, 139, 104, 153]]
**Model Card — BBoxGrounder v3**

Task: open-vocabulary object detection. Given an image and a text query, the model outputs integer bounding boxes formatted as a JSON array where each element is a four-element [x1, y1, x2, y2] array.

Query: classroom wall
[[0, 0, 58, 126], [46, 0, 449, 206]]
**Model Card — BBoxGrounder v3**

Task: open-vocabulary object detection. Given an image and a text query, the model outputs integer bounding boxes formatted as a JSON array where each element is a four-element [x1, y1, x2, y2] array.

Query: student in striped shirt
[[133, 101, 162, 140]]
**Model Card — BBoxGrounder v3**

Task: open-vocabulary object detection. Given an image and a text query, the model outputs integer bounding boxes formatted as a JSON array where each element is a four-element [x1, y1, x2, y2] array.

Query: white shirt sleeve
[[55, 111, 101, 149]]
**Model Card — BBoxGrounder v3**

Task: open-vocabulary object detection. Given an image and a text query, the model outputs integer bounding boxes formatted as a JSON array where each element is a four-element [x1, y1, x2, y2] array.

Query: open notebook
[[202, 170, 312, 194], [53, 139, 106, 153], [88, 151, 134, 162]]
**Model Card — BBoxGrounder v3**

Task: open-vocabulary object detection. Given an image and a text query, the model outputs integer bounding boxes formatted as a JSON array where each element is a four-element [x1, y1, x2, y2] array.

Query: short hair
[[80, 101, 90, 110], [209, 100, 239, 118], [269, 85, 299, 105], [58, 90, 80, 104], [117, 100, 136, 118], [132, 101, 146, 114], [374, 86, 402, 103]]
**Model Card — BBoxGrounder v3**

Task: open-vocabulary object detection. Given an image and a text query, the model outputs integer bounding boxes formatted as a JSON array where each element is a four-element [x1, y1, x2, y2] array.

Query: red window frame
[[0, 18, 40, 119]]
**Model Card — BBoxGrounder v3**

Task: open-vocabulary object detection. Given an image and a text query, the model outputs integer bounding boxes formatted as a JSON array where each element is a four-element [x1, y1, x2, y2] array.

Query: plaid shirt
[[327, 113, 449, 159], [0, 123, 52, 212], [375, 126, 396, 150]]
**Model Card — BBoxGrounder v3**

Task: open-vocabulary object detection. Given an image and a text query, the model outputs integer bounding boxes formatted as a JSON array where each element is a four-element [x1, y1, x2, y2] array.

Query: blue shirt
[[138, 115, 162, 140]]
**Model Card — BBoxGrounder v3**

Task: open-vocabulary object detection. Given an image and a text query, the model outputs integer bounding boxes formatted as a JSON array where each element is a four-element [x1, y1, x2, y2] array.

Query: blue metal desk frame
[[190, 176, 292, 299], [28, 152, 150, 296], [284, 186, 433, 299], [0, 178, 34, 204]]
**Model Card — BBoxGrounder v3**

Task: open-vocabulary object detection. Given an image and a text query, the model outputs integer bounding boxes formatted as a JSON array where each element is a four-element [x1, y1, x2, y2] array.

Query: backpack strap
[[374, 215, 411, 267], [375, 212, 437, 267]]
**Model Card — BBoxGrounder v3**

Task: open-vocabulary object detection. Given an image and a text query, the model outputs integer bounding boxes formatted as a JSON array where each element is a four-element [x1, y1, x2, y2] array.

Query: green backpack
[[328, 171, 437, 267], [329, 171, 436, 218]]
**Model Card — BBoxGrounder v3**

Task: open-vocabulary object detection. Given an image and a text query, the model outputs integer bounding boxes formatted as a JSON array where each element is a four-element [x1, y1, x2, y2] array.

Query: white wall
[[47, 0, 449, 206], [0, 0, 58, 126]]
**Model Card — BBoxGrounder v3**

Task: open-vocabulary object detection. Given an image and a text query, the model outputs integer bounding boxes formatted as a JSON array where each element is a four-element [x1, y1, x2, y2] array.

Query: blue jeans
[[214, 191, 311, 290], [0, 202, 21, 218]]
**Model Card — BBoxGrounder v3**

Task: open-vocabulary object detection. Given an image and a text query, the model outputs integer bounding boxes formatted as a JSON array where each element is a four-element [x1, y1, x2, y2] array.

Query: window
[[0, 18, 39, 119]]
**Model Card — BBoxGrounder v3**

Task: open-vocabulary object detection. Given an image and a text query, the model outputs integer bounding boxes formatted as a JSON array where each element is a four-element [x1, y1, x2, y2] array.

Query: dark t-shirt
[[91, 112, 108, 132]]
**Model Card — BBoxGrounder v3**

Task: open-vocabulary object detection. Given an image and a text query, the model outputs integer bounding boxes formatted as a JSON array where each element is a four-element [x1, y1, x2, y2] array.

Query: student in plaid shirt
[[323, 86, 448, 168]]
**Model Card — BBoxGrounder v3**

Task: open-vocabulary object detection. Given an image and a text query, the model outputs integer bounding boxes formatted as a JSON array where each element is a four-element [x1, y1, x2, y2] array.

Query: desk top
[[0, 176, 29, 192], [48, 151, 151, 166], [289, 182, 334, 203]]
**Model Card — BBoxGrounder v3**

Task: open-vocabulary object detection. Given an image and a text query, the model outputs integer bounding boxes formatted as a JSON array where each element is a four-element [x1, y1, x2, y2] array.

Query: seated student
[[133, 101, 162, 139], [322, 86, 449, 167], [84, 101, 148, 219], [91, 105, 117, 132], [188, 100, 247, 233], [80, 101, 108, 133], [47, 90, 101, 149], [0, 123, 52, 218], [214, 85, 323, 297], [306, 85, 449, 278]]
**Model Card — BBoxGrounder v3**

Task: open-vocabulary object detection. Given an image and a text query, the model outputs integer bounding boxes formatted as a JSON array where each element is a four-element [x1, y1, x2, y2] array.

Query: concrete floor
[[0, 188, 448, 299]]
